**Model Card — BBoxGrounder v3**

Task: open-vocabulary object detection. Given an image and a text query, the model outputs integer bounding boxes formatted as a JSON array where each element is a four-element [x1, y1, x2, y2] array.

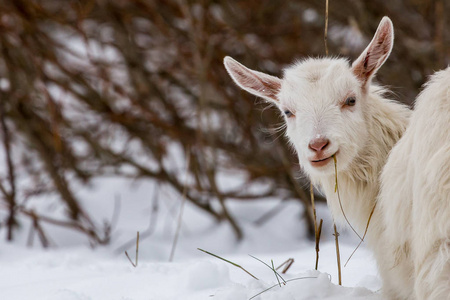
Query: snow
[[0, 176, 383, 300]]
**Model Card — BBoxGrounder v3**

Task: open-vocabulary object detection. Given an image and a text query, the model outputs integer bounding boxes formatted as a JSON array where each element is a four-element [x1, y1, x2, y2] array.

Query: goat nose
[[309, 137, 330, 152]]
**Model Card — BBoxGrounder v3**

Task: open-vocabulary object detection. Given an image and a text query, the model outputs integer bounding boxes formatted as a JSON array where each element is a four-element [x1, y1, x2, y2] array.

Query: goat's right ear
[[352, 17, 394, 88], [223, 56, 281, 103]]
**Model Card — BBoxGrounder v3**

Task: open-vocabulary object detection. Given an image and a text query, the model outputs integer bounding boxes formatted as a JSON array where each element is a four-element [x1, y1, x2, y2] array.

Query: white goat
[[224, 17, 411, 299], [379, 67, 450, 300]]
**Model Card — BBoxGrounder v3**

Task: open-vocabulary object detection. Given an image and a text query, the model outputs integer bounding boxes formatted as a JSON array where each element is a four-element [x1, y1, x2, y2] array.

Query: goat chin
[[378, 67, 450, 300]]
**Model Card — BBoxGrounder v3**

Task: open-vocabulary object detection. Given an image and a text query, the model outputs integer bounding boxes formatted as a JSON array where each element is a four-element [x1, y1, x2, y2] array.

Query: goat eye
[[284, 110, 294, 118], [344, 97, 357, 107]]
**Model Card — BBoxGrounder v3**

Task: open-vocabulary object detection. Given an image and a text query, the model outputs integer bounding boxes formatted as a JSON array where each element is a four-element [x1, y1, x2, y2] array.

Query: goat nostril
[[309, 138, 330, 152]]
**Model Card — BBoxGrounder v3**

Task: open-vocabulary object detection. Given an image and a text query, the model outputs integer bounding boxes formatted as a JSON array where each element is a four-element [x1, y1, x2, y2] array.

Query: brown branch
[[18, 208, 107, 245], [0, 96, 17, 241]]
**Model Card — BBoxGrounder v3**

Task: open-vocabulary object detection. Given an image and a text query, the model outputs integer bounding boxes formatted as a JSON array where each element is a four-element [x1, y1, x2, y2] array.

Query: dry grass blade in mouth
[[333, 155, 363, 241], [344, 203, 377, 267], [332, 155, 378, 266]]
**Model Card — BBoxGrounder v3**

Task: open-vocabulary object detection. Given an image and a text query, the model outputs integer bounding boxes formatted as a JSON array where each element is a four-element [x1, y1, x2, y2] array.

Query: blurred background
[[0, 0, 448, 249]]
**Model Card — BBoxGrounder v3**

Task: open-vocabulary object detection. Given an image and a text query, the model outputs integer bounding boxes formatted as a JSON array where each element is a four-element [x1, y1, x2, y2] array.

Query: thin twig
[[125, 231, 140, 267], [315, 218, 323, 270], [27, 219, 35, 247], [324, 0, 329, 56], [114, 184, 160, 254], [110, 194, 121, 232], [310, 183, 320, 270], [198, 248, 258, 280], [169, 148, 191, 262], [28, 210, 50, 248], [276, 258, 294, 274], [333, 224, 342, 285]]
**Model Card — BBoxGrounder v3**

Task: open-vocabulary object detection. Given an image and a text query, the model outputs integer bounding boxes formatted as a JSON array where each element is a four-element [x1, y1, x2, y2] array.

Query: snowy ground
[[0, 178, 382, 300]]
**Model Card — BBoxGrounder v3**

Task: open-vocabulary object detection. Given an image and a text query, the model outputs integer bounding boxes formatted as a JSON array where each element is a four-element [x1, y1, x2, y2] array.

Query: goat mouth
[[310, 153, 337, 167]]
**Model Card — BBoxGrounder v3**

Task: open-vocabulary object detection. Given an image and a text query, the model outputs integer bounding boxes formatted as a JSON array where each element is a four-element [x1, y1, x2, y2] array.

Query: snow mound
[[0, 179, 382, 299]]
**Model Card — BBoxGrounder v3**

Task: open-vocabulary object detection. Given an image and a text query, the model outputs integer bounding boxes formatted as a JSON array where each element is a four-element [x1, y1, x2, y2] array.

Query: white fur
[[224, 17, 417, 299], [379, 67, 450, 299]]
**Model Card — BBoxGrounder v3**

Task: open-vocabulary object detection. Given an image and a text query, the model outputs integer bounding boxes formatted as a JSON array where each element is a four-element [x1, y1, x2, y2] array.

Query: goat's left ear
[[352, 17, 394, 87]]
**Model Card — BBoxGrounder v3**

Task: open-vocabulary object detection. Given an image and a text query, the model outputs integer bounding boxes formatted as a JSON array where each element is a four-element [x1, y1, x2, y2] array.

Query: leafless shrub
[[0, 0, 446, 244]]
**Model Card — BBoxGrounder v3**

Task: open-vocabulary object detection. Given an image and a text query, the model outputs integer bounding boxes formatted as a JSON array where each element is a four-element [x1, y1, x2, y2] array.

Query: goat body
[[379, 67, 450, 300]]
